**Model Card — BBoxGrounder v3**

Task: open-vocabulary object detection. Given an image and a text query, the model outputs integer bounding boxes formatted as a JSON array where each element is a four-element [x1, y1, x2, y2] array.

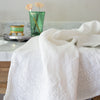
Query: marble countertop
[[0, 37, 25, 61], [0, 22, 82, 61]]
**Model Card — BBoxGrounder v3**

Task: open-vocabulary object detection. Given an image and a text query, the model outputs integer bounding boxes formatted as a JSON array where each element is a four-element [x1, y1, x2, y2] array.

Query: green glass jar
[[29, 11, 45, 36]]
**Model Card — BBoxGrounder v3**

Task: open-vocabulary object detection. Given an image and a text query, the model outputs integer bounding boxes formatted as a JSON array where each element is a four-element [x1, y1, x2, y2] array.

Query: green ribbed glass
[[29, 11, 45, 36]]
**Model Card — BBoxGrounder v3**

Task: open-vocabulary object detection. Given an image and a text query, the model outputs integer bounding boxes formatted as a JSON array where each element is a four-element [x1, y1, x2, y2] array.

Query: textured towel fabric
[[4, 21, 100, 100]]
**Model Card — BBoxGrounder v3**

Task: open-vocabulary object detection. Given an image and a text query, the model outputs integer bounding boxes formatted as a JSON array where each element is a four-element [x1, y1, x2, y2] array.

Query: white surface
[[4, 21, 100, 100], [0, 40, 8, 45], [0, 22, 82, 61], [0, 37, 25, 61], [0, 0, 100, 22]]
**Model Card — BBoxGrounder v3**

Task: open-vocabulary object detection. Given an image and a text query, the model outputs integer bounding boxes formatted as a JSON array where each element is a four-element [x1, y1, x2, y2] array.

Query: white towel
[[4, 21, 100, 100]]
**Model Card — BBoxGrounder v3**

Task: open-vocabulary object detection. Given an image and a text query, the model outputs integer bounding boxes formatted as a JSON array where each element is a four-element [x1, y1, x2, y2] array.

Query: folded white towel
[[4, 21, 100, 100]]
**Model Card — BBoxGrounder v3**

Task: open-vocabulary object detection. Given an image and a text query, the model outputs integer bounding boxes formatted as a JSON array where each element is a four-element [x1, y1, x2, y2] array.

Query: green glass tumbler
[[29, 11, 45, 36]]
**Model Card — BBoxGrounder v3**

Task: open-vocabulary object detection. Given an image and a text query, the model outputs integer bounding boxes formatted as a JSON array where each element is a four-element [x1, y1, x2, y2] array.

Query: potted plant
[[25, 3, 45, 36]]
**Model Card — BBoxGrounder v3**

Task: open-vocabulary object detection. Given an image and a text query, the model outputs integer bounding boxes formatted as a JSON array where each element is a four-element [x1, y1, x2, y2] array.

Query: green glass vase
[[29, 11, 45, 36]]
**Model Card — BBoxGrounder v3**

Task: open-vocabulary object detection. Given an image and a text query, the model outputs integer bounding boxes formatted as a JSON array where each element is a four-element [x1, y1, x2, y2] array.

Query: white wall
[[0, 0, 100, 22]]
